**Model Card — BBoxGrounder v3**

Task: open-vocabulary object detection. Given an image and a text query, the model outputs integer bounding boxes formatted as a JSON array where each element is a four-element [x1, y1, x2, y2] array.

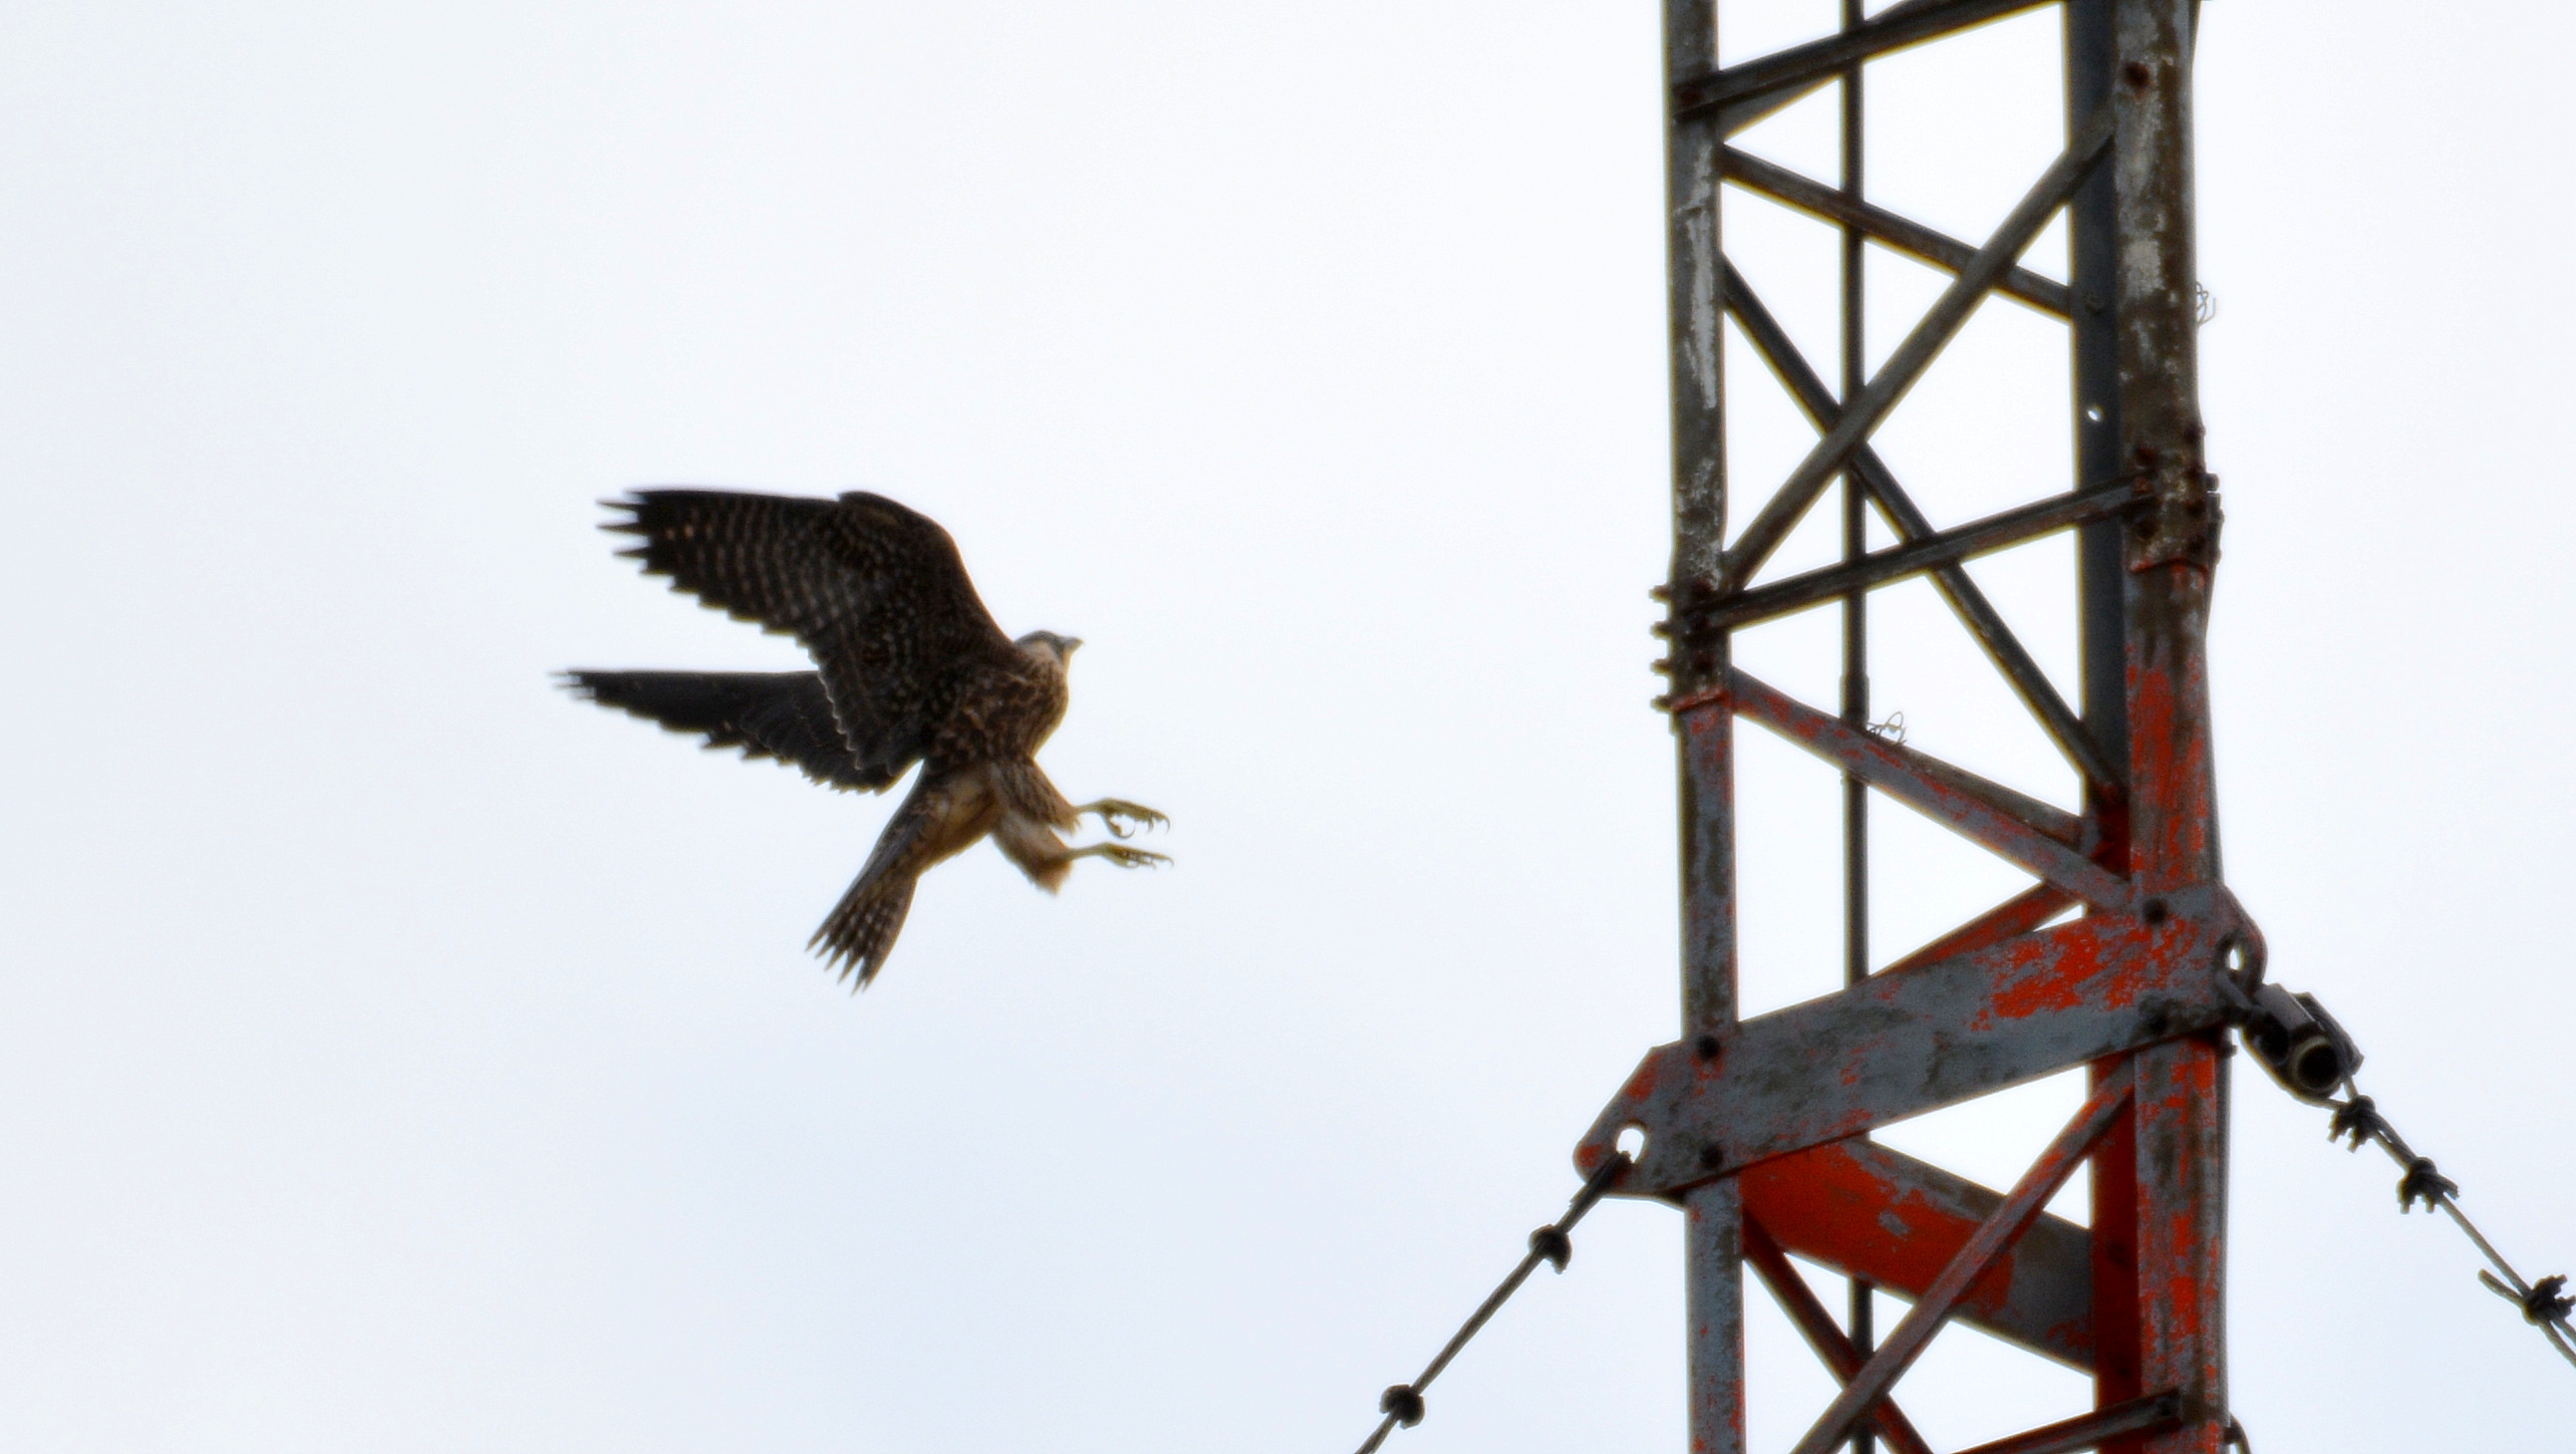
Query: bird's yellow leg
[[1073, 798, 1169, 839]]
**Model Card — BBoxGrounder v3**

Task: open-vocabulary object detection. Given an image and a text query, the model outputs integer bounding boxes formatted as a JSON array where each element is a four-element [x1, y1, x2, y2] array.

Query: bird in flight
[[563, 489, 1168, 986]]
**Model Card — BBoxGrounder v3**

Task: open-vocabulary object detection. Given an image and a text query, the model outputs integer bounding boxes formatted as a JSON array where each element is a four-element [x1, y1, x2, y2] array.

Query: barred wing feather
[[603, 489, 1019, 783]]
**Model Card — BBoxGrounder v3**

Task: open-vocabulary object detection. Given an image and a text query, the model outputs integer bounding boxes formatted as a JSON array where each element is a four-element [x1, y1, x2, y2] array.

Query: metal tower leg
[[2106, 4, 2228, 1444], [1660, 2, 1743, 1451]]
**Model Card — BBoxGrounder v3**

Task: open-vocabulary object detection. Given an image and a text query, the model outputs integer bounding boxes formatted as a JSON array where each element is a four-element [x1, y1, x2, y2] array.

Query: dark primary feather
[[603, 489, 1020, 785], [559, 670, 894, 791]]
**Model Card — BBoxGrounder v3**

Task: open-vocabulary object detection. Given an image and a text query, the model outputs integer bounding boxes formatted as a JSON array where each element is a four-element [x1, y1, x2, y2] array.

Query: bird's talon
[[1085, 799, 1170, 837]]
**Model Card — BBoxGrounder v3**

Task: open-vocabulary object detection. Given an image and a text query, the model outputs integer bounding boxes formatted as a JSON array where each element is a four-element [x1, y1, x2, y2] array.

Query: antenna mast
[[1588, 1, 2235, 1449]]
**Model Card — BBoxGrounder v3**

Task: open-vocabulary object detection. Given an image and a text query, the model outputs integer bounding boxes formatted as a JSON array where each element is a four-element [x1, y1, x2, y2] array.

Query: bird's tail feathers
[[811, 870, 919, 990]]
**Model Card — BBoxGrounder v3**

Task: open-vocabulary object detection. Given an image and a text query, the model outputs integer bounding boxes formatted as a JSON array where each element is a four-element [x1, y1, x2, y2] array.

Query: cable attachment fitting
[[2519, 1275, 2575, 1325], [2329, 1094, 2387, 1150], [1528, 1225, 1573, 1273], [1378, 1385, 1424, 1428], [2399, 1156, 2458, 1213], [2232, 981, 2363, 1104], [2222, 1415, 2253, 1452]]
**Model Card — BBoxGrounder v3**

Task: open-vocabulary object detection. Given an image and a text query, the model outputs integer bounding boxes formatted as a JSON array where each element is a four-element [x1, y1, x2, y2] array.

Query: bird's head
[[1016, 630, 1084, 668]]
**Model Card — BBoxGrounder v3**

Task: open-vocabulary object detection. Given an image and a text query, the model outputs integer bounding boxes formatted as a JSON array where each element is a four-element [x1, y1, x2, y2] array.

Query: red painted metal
[[1741, 1217, 1939, 1454], [2106, 0, 2229, 1445], [1950, 1395, 2180, 1454], [1879, 883, 2075, 976], [1743, 1140, 2093, 1368], [1782, 1069, 2135, 1454], [1631, 1, 2235, 1449], [1574, 885, 2246, 1192]]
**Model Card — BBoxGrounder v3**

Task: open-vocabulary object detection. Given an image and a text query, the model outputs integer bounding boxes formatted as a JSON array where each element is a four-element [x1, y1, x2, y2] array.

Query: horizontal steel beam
[[1574, 884, 2249, 1195], [1729, 671, 2115, 905], [1720, 146, 2071, 317], [1745, 1138, 2093, 1368], [1691, 485, 2132, 632], [1673, 0, 2057, 120]]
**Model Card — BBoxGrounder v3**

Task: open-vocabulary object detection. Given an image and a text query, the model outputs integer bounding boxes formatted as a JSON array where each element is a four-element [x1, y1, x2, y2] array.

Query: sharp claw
[[1085, 800, 1170, 838]]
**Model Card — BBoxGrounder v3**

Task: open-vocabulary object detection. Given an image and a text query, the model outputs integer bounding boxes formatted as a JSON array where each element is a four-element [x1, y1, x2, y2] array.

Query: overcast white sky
[[4, 2, 2572, 1450]]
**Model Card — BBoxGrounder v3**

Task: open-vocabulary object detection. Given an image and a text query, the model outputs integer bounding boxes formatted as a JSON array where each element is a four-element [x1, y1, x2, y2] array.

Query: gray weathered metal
[[1713, 106, 2110, 592], [1710, 261, 2116, 786], [1634, 1, 2238, 1449], [1576, 886, 2246, 1194]]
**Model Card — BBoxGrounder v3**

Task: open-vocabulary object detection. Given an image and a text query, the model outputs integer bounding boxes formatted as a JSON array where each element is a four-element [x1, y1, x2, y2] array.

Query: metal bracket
[[2126, 439, 2222, 572], [1575, 885, 2262, 1200]]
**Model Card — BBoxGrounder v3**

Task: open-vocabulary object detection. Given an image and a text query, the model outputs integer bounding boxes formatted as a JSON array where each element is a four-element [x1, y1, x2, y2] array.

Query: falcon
[[563, 489, 1168, 986]]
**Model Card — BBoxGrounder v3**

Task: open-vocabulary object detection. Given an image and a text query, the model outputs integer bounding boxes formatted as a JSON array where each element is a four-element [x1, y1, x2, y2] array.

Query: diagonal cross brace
[[1721, 103, 2115, 592], [1729, 670, 2127, 910], [1720, 146, 2071, 317], [1743, 1215, 1938, 1454], [1714, 258, 2121, 789], [1782, 1065, 2137, 1454], [1745, 1140, 2096, 1369], [1879, 882, 2078, 977], [1949, 1394, 2182, 1454]]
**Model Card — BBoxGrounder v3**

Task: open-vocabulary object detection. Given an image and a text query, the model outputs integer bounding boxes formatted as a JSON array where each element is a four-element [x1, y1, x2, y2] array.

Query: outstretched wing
[[604, 490, 1018, 782], [560, 670, 897, 790]]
